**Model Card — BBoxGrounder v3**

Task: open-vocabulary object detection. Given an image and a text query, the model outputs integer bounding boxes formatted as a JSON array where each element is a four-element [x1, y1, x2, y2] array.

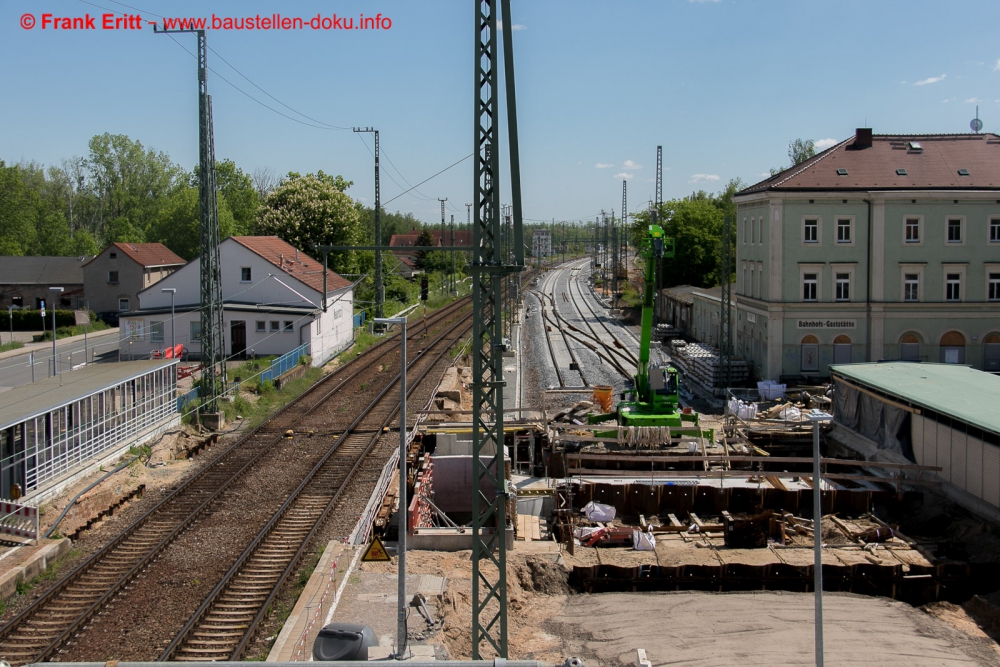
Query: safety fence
[[0, 499, 39, 542], [260, 343, 310, 385]]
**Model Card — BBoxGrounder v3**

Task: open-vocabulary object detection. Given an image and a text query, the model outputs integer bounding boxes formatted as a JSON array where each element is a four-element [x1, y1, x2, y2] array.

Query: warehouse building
[[734, 129, 1000, 381], [0, 360, 179, 502], [829, 362, 1000, 523]]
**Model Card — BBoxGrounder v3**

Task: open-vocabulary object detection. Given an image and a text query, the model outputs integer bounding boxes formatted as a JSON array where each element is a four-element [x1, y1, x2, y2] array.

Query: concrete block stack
[[668, 340, 749, 388]]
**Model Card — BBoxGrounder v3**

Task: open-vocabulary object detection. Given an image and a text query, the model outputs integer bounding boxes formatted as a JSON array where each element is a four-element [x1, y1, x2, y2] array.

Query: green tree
[[0, 161, 39, 255], [256, 173, 361, 274], [194, 159, 259, 236], [413, 229, 435, 267], [148, 186, 237, 260], [789, 138, 816, 165], [86, 133, 184, 242]]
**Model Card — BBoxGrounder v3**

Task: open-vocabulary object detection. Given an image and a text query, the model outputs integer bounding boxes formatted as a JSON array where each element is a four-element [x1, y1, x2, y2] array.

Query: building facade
[[0, 256, 91, 310], [532, 230, 552, 257], [83, 243, 186, 319], [734, 129, 1000, 381], [120, 237, 354, 367]]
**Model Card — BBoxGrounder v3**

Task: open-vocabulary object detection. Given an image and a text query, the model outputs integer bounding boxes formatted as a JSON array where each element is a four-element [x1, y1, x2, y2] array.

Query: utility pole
[[438, 197, 448, 296], [621, 180, 628, 306], [354, 127, 383, 319], [655, 145, 663, 295], [155, 26, 225, 413], [471, 0, 523, 656], [450, 214, 456, 295]]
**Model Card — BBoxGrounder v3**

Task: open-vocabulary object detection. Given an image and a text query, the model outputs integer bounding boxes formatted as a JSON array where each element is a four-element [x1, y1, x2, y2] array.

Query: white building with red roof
[[120, 236, 354, 366]]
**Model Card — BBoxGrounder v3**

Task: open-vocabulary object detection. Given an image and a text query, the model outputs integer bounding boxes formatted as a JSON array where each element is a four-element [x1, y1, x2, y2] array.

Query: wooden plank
[[565, 469, 940, 486], [652, 523, 723, 533], [834, 377, 922, 415], [689, 513, 705, 529], [639, 514, 648, 530], [667, 513, 682, 527], [531, 516, 542, 541]]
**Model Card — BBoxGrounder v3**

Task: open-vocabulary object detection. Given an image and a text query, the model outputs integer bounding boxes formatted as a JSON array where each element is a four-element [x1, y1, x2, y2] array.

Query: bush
[[258, 379, 276, 394], [1, 309, 86, 331]]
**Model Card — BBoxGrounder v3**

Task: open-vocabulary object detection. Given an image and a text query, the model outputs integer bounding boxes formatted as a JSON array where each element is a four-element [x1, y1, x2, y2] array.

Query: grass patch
[[0, 341, 24, 353], [226, 357, 276, 384], [14, 548, 81, 596], [219, 366, 326, 430], [33, 320, 110, 342]]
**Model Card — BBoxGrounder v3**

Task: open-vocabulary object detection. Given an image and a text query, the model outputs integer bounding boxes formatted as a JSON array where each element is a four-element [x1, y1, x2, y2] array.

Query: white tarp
[[582, 501, 616, 522], [779, 405, 802, 421], [633, 528, 656, 551]]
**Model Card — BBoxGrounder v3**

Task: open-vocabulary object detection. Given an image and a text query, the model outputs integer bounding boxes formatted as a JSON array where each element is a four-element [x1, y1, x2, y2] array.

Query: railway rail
[[0, 298, 471, 666]]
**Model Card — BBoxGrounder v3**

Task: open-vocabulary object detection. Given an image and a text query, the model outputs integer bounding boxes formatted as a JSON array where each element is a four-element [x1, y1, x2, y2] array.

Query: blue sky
[[3, 0, 1000, 225]]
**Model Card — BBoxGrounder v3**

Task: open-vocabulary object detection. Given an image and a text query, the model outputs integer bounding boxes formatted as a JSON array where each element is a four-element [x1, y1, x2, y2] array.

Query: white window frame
[[831, 264, 855, 303], [987, 264, 1000, 302], [835, 272, 851, 302], [150, 320, 164, 343], [255, 320, 265, 333], [190, 320, 202, 342], [903, 215, 923, 246], [118, 298, 130, 311], [240, 266, 252, 283], [989, 217, 1000, 244], [835, 216, 855, 245], [802, 216, 821, 245], [900, 265, 924, 303], [945, 216, 965, 246], [283, 321, 294, 332], [801, 271, 819, 302], [942, 265, 966, 303]]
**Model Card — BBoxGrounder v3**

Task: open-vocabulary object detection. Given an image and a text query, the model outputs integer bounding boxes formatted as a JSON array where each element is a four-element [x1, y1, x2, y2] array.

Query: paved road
[[0, 331, 121, 391]]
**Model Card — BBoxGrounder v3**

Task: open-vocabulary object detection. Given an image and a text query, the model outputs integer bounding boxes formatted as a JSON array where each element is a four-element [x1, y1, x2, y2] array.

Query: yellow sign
[[361, 536, 391, 562]]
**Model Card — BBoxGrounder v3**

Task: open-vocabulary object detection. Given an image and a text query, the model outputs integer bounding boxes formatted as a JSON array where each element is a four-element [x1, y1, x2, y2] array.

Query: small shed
[[829, 362, 1000, 522]]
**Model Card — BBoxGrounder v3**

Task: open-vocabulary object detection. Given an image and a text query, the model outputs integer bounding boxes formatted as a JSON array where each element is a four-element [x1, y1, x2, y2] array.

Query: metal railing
[[260, 342, 310, 385]]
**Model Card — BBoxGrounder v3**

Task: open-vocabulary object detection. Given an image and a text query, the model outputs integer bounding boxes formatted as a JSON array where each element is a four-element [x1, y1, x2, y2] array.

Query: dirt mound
[[515, 555, 571, 595]]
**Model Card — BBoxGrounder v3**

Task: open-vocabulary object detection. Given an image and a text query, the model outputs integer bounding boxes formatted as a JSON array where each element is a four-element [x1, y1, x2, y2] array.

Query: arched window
[[833, 334, 852, 365], [940, 331, 966, 364], [900, 333, 921, 361], [801, 335, 819, 372], [984, 333, 1000, 372]]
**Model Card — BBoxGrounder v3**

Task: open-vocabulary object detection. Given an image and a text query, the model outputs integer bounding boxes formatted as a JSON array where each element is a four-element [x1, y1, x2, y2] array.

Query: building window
[[990, 218, 1000, 243], [270, 321, 280, 332], [905, 218, 920, 243], [900, 333, 920, 361], [833, 335, 852, 365], [118, 298, 130, 311], [240, 267, 252, 282], [12, 296, 23, 307], [835, 273, 851, 301], [741, 263, 747, 295], [742, 218, 747, 244], [802, 273, 818, 301], [110, 252, 117, 259], [150, 321, 164, 343], [945, 273, 961, 301], [803, 219, 818, 243], [904, 274, 919, 302], [947, 218, 963, 243], [108, 271, 119, 284], [334, 308, 343, 319], [759, 219, 764, 244], [756, 262, 763, 298], [190, 321, 202, 341], [989, 273, 1000, 301], [255, 320, 265, 332], [749, 266, 755, 298], [940, 331, 966, 364], [836, 218, 852, 243], [750, 218, 756, 245], [283, 321, 293, 332]]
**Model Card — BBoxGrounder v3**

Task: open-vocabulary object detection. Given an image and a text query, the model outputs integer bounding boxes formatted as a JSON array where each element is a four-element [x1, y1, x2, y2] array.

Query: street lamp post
[[374, 316, 408, 659], [7, 305, 20, 346], [49, 287, 64, 375], [162, 288, 176, 352], [808, 409, 833, 667]]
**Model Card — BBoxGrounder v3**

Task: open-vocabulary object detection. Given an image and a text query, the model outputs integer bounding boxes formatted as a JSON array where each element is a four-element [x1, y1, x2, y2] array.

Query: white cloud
[[689, 174, 720, 183], [595, 162, 613, 169], [622, 159, 642, 169], [994, 58, 1000, 71], [497, 21, 526, 31], [814, 138, 837, 151], [914, 74, 946, 86], [614, 172, 634, 181], [758, 172, 772, 178], [966, 97, 982, 104], [942, 98, 956, 103]]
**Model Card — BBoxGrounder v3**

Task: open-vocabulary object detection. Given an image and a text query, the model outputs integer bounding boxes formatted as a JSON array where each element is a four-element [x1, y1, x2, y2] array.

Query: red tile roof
[[231, 236, 352, 293], [740, 131, 1000, 195], [85, 242, 185, 268]]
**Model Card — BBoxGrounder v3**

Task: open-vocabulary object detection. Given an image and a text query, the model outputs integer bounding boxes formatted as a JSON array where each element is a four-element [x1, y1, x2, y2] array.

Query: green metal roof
[[829, 362, 1000, 436], [0, 360, 177, 432]]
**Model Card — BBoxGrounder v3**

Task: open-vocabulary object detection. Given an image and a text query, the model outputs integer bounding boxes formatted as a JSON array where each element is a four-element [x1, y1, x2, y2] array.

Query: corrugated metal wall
[[913, 414, 1000, 509]]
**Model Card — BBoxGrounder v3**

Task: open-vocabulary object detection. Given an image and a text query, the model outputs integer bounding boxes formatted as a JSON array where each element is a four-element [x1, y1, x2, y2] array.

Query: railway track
[[0, 298, 471, 666]]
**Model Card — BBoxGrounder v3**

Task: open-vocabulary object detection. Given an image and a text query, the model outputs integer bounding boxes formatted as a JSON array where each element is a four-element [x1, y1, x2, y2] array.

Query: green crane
[[589, 224, 712, 442]]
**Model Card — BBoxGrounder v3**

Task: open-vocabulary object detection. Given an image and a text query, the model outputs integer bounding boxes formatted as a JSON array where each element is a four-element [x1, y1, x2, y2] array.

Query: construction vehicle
[[587, 224, 713, 445]]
